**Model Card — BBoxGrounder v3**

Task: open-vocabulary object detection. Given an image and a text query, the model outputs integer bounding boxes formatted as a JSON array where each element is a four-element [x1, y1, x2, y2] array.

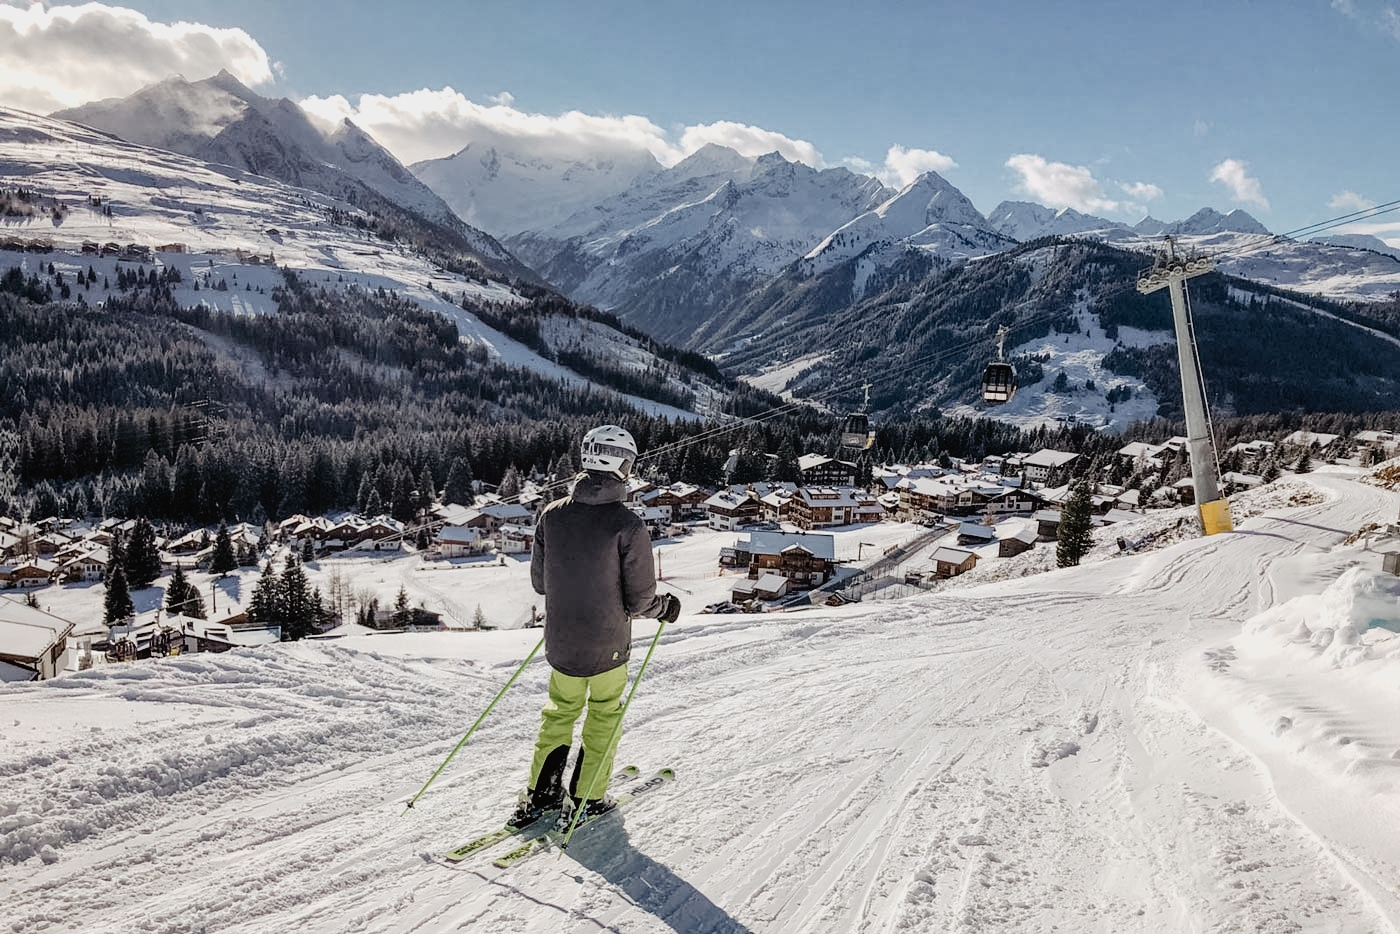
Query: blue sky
[[3, 0, 1398, 242]]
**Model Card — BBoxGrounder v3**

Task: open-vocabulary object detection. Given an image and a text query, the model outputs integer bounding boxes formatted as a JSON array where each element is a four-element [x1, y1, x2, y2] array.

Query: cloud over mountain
[[0, 2, 273, 114]]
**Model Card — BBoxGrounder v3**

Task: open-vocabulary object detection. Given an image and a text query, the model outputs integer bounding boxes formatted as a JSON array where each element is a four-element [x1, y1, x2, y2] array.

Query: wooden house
[[740, 531, 836, 589], [931, 546, 978, 579]]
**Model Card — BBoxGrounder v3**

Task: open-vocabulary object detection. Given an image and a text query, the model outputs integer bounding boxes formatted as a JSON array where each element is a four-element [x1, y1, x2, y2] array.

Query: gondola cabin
[[981, 361, 1018, 405], [841, 413, 875, 450]]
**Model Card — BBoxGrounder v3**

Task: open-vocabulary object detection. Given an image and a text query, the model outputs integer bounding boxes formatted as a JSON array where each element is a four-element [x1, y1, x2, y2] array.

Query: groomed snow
[[4, 470, 1400, 933]]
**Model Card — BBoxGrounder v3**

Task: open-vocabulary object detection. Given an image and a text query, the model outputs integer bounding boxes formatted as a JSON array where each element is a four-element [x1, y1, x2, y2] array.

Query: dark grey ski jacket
[[531, 472, 666, 678]]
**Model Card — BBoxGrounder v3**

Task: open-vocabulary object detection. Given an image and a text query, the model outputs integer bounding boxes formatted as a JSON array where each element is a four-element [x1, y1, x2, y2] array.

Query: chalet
[[1283, 430, 1340, 449], [176, 615, 279, 655], [627, 504, 672, 536], [165, 529, 209, 554], [434, 525, 483, 558], [740, 530, 837, 589], [31, 530, 72, 556], [0, 597, 73, 680], [951, 483, 1005, 517], [477, 503, 533, 532], [956, 522, 996, 546], [998, 528, 1039, 558], [432, 502, 476, 528], [1021, 450, 1079, 486], [757, 484, 798, 523], [1223, 471, 1265, 491], [6, 558, 57, 589], [985, 487, 1041, 517], [788, 486, 874, 530], [60, 547, 108, 583], [497, 524, 535, 554], [930, 546, 978, 579], [731, 572, 790, 604], [1173, 477, 1197, 505], [897, 475, 960, 520], [1116, 441, 1166, 468], [1033, 509, 1062, 542], [797, 454, 857, 487], [705, 489, 761, 530], [81, 240, 100, 254], [356, 518, 405, 549], [637, 483, 708, 523]]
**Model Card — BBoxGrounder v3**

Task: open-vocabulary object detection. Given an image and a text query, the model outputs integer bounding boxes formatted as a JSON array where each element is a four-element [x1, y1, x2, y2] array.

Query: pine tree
[[1295, 449, 1313, 474], [443, 457, 474, 505], [104, 564, 134, 624], [392, 586, 411, 628], [497, 464, 522, 499], [247, 561, 280, 626], [165, 564, 206, 619], [1056, 480, 1095, 568], [280, 555, 314, 640], [211, 521, 237, 576], [124, 517, 162, 589]]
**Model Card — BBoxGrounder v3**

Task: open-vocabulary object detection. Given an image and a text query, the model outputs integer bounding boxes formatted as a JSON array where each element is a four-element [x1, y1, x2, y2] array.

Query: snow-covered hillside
[[0, 106, 713, 421], [53, 72, 517, 268], [4, 469, 1400, 933]]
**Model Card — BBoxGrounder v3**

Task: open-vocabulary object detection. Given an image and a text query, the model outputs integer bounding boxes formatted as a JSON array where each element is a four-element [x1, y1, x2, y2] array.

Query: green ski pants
[[529, 663, 628, 801]]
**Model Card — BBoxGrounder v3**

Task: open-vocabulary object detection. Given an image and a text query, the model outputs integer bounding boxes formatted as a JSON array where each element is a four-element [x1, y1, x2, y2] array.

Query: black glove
[[657, 593, 681, 624]]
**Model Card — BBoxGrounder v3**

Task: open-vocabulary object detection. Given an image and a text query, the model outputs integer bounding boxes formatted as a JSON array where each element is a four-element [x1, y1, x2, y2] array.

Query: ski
[[492, 767, 676, 869], [442, 764, 640, 862]]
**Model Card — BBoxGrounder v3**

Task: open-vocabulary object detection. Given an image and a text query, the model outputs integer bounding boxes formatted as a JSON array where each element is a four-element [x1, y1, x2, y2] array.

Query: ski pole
[[402, 634, 545, 814], [558, 620, 666, 849]]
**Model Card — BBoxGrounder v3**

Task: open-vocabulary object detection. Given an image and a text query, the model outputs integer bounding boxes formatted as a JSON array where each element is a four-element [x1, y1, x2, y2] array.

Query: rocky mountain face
[[414, 136, 1399, 363], [494, 147, 896, 346]]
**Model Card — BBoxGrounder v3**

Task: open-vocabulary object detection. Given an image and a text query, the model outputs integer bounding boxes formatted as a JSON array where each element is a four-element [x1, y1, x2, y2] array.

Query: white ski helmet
[[580, 424, 638, 479]]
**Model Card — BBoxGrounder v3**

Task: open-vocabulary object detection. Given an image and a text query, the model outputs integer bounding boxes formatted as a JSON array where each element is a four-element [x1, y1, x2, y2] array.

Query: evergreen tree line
[[7, 262, 1396, 529]]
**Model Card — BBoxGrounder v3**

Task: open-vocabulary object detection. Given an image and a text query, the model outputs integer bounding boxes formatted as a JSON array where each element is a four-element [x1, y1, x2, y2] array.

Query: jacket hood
[[571, 471, 627, 505]]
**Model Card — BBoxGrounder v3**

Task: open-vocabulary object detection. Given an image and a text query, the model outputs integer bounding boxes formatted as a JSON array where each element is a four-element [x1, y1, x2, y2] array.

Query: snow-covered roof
[[436, 526, 481, 545], [931, 546, 976, 565], [0, 597, 75, 660], [1283, 430, 1340, 447], [742, 531, 836, 561], [1023, 449, 1079, 469]]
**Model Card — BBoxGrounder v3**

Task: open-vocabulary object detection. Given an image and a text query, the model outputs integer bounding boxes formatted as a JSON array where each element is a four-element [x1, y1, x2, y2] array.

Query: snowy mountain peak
[[799, 171, 1006, 280], [1167, 207, 1270, 237], [988, 200, 1121, 241]]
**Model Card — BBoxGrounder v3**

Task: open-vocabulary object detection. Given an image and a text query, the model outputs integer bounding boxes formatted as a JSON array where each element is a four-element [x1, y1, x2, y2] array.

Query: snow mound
[[1244, 565, 1400, 666]]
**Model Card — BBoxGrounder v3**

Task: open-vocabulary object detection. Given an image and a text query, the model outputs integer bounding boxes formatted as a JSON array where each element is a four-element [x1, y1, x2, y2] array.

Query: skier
[[509, 424, 681, 829]]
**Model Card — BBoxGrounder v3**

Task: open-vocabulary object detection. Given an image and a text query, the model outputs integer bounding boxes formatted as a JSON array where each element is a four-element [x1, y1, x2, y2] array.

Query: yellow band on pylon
[[1199, 498, 1233, 535]]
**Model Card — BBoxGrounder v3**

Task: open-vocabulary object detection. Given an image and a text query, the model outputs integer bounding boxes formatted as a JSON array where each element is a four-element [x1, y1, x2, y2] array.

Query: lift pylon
[[1136, 237, 1232, 535]]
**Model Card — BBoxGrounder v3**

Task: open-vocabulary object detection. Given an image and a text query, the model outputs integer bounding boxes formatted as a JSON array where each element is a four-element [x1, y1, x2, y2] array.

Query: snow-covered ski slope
[[5, 470, 1400, 933]]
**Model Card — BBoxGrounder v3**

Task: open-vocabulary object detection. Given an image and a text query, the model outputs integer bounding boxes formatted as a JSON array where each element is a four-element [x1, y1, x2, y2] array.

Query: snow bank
[[1244, 565, 1400, 667]]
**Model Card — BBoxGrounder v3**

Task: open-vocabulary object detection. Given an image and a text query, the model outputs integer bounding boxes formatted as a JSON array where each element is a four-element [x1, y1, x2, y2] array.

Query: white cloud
[[0, 2, 273, 114], [299, 87, 680, 166], [1333, 0, 1400, 40], [300, 85, 840, 173], [1329, 190, 1376, 212], [880, 145, 957, 188], [677, 120, 822, 167], [1005, 154, 1121, 214], [1209, 158, 1270, 210], [1119, 181, 1164, 202]]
